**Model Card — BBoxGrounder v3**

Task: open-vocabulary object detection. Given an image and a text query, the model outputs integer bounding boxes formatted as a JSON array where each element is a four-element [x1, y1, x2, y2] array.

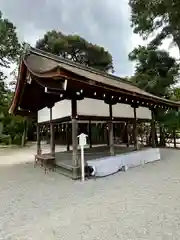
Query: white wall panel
[[113, 104, 151, 119], [52, 100, 71, 120], [38, 98, 152, 123], [113, 103, 133, 118], [38, 100, 71, 123], [136, 107, 151, 119], [77, 98, 151, 119], [77, 98, 109, 117], [38, 107, 50, 123]]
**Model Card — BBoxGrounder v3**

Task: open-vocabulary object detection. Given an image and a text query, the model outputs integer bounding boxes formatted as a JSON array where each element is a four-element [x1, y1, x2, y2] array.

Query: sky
[[0, 0, 179, 81]]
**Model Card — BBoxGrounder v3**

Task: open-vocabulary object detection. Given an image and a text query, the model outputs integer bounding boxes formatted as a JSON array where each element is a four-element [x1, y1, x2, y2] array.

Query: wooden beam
[[109, 104, 115, 155], [49, 107, 55, 156], [151, 109, 156, 148], [133, 107, 138, 150], [71, 98, 78, 167]]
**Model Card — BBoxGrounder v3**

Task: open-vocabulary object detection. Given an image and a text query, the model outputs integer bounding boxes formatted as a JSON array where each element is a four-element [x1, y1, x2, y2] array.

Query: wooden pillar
[[66, 123, 70, 151], [37, 123, 41, 155], [107, 124, 109, 146], [109, 104, 115, 155], [173, 129, 177, 148], [151, 109, 156, 148], [49, 107, 55, 156], [46, 123, 49, 144], [133, 107, 138, 150], [126, 122, 130, 148], [21, 118, 28, 147], [71, 99, 78, 166], [89, 120, 92, 148]]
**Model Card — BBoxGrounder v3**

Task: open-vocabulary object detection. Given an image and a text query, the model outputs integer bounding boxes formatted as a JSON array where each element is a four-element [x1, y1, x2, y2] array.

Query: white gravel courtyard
[[0, 147, 180, 239]]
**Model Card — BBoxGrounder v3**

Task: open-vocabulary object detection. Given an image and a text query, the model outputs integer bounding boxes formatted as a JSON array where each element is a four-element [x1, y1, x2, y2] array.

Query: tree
[[129, 46, 180, 145], [171, 87, 180, 101], [0, 11, 21, 68], [36, 30, 114, 72], [0, 10, 21, 106], [0, 11, 24, 145], [129, 0, 180, 50], [129, 46, 179, 97]]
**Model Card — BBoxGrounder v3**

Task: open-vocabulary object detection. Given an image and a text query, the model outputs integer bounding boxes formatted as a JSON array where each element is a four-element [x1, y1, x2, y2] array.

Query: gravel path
[[0, 148, 180, 239]]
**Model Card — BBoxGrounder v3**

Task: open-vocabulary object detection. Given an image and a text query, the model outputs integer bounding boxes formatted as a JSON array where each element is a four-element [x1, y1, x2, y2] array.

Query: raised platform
[[54, 146, 160, 178], [54, 146, 135, 178]]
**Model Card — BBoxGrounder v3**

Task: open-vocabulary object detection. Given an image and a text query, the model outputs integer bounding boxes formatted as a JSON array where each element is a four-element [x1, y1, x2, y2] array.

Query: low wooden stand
[[34, 153, 55, 173]]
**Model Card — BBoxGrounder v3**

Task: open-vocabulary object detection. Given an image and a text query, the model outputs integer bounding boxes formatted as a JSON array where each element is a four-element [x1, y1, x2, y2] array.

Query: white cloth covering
[[87, 148, 160, 177]]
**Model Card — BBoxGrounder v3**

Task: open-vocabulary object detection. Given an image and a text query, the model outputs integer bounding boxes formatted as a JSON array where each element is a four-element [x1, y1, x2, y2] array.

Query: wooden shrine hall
[[9, 45, 180, 178]]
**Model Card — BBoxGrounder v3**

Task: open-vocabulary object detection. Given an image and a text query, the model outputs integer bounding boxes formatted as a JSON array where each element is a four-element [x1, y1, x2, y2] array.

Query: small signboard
[[77, 133, 88, 182], [78, 133, 88, 147]]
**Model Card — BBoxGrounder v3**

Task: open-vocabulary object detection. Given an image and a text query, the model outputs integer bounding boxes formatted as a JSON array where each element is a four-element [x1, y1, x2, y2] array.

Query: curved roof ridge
[[30, 47, 137, 87]]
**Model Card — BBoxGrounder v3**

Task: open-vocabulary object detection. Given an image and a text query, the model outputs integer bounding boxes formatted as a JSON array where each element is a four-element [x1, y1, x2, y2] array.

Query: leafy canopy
[[36, 30, 114, 72], [0, 10, 21, 111], [129, 0, 180, 132], [129, 46, 179, 98], [129, 45, 180, 132], [0, 11, 21, 68], [0, 10, 24, 144], [129, 0, 180, 49]]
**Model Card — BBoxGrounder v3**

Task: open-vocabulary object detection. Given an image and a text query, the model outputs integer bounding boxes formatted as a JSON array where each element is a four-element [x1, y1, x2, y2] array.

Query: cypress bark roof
[[9, 46, 180, 115]]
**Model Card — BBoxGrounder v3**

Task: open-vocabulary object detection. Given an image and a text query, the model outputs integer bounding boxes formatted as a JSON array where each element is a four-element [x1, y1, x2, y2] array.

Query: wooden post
[[151, 109, 156, 148], [133, 107, 138, 150], [89, 120, 92, 148], [126, 122, 130, 148], [46, 123, 49, 144], [66, 123, 70, 151], [49, 107, 55, 156], [21, 118, 28, 147], [71, 99, 78, 167], [173, 128, 177, 148], [109, 104, 115, 155], [107, 124, 109, 146], [37, 123, 41, 155]]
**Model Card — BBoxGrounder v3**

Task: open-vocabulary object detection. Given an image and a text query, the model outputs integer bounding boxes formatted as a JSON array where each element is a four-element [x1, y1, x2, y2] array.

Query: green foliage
[[129, 0, 180, 49], [157, 109, 179, 130], [0, 10, 21, 110], [36, 30, 114, 72], [0, 90, 25, 145], [129, 45, 180, 134], [129, 46, 179, 98], [171, 87, 180, 101], [0, 135, 11, 145], [161, 87, 180, 131], [0, 11, 25, 145], [0, 11, 21, 68]]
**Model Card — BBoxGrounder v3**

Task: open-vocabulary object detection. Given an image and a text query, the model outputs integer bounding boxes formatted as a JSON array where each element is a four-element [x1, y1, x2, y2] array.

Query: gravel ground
[[0, 148, 180, 239]]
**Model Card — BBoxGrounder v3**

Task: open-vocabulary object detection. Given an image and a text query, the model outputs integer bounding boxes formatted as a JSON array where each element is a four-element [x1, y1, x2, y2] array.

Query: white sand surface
[[0, 147, 180, 239]]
